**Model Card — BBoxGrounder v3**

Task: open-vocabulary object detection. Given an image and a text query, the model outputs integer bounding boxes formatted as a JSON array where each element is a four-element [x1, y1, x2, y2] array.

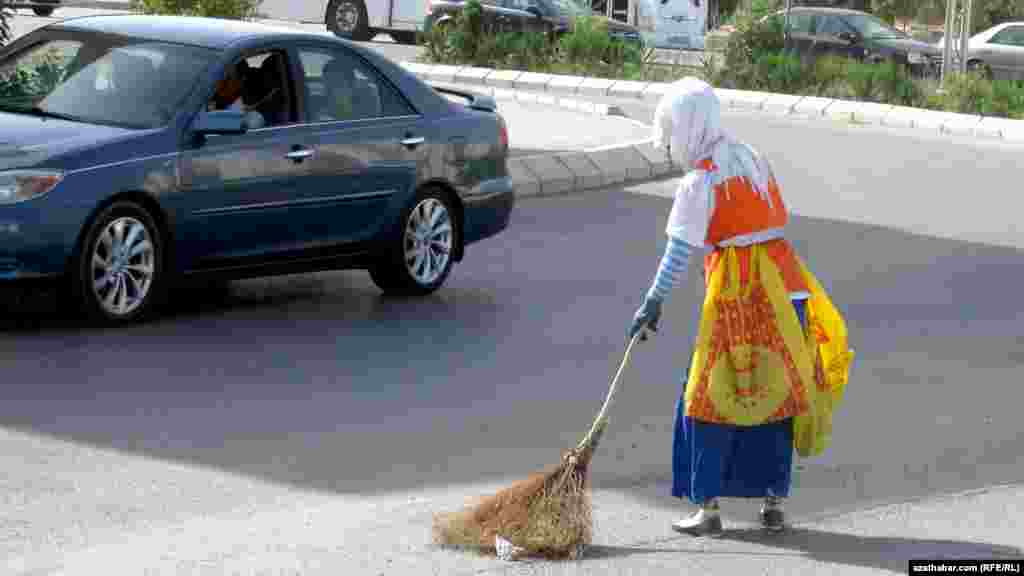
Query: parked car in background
[[423, 0, 644, 46], [257, 0, 424, 44], [936, 21, 1024, 80], [9, 0, 61, 17], [762, 7, 942, 77], [0, 15, 514, 325]]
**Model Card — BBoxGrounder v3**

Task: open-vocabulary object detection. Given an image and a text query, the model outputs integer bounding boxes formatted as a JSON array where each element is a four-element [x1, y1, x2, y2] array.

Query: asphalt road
[[3, 166, 1024, 571]]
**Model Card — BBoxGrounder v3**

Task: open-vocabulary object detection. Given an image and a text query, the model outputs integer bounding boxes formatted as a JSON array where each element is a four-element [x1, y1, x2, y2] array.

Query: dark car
[[9, 0, 62, 17], [762, 7, 943, 77], [423, 0, 643, 46], [0, 15, 514, 325]]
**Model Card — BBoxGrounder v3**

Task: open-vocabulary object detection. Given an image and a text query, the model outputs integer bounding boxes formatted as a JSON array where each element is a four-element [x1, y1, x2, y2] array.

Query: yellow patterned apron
[[684, 245, 853, 456]]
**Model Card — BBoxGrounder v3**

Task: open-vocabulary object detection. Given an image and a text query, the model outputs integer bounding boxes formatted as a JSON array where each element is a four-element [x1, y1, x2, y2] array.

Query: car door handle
[[401, 136, 425, 148], [285, 148, 315, 161]]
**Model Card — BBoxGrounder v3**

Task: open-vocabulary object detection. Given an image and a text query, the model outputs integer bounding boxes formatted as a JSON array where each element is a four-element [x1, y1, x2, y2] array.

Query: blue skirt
[[671, 299, 807, 504]]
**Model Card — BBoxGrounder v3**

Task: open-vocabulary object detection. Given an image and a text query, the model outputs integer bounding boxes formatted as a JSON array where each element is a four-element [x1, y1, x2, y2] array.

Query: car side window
[[816, 15, 848, 38], [785, 12, 814, 35], [990, 26, 1024, 47], [298, 49, 414, 123], [208, 50, 296, 129]]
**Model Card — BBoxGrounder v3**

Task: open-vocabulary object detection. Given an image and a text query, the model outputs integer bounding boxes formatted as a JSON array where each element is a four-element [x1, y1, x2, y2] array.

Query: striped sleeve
[[646, 235, 693, 302]]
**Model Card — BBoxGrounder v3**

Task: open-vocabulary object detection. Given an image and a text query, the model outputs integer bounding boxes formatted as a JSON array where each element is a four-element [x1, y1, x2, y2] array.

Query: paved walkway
[[496, 100, 652, 156]]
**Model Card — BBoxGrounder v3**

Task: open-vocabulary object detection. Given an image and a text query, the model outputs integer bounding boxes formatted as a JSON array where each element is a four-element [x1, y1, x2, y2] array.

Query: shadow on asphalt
[[2, 189, 1024, 524], [582, 530, 1024, 574]]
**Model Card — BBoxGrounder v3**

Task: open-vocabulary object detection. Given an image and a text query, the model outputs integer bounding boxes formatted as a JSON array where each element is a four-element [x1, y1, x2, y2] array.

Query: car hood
[[869, 36, 941, 55], [0, 111, 136, 171]]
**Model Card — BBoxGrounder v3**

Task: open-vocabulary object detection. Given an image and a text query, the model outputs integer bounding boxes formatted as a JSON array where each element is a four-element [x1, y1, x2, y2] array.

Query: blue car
[[0, 15, 514, 325]]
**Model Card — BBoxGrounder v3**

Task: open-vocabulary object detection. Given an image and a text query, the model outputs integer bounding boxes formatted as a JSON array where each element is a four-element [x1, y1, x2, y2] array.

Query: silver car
[[937, 21, 1024, 80]]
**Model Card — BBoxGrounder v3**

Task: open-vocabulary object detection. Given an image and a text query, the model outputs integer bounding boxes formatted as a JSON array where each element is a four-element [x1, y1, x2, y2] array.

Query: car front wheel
[[326, 0, 372, 42], [32, 0, 58, 16], [370, 188, 458, 297], [71, 202, 165, 325]]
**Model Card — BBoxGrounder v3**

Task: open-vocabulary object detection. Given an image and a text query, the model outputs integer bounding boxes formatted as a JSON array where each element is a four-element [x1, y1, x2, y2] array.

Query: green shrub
[[753, 51, 806, 93], [712, 13, 784, 89], [931, 72, 1024, 118], [131, 0, 261, 19], [935, 70, 995, 115], [747, 0, 782, 22], [558, 15, 638, 77], [873, 60, 921, 106]]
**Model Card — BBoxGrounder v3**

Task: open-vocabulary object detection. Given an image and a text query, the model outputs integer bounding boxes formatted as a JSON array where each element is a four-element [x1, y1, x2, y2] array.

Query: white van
[[648, 0, 707, 50], [258, 0, 426, 43]]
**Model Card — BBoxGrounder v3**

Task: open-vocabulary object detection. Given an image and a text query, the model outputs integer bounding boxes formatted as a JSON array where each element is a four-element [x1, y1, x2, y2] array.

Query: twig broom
[[431, 331, 644, 561]]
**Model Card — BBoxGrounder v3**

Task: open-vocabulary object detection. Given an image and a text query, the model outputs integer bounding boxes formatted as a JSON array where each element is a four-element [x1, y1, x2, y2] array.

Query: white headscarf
[[652, 77, 773, 206]]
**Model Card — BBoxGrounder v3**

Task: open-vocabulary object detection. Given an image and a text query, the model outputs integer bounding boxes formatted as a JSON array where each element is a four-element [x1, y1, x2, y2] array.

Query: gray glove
[[629, 295, 662, 341]]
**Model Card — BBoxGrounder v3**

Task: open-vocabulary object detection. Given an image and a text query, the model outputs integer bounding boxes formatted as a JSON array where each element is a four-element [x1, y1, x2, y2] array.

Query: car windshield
[[845, 14, 908, 39], [0, 34, 217, 129]]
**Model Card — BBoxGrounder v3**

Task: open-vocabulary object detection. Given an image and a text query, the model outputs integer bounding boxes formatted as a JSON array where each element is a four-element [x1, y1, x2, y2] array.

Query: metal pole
[[958, 0, 973, 74], [940, 0, 956, 86], [783, 0, 792, 54]]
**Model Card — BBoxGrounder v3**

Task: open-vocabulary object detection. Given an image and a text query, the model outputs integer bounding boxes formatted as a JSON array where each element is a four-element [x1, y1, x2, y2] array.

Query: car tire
[[70, 201, 166, 325], [32, 0, 58, 16], [369, 187, 459, 297], [967, 60, 992, 79], [326, 0, 372, 42], [391, 30, 418, 45]]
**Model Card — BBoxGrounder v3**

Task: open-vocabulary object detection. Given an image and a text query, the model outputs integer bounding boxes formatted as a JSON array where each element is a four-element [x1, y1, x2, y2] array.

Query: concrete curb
[[510, 140, 679, 200], [404, 61, 1024, 144]]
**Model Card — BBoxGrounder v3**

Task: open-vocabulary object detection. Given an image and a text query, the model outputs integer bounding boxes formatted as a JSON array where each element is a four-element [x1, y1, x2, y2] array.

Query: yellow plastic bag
[[792, 256, 855, 458]]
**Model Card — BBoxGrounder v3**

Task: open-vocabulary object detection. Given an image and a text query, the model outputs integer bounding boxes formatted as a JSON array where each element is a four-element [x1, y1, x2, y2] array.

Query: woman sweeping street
[[628, 77, 852, 537]]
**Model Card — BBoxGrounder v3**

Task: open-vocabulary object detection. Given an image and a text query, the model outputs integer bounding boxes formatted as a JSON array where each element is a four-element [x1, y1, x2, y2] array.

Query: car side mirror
[[193, 109, 248, 136], [838, 31, 861, 44]]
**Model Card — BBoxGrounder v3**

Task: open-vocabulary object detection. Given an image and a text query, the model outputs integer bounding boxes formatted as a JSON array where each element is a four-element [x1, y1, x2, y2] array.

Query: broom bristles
[[431, 448, 595, 559], [433, 334, 640, 560]]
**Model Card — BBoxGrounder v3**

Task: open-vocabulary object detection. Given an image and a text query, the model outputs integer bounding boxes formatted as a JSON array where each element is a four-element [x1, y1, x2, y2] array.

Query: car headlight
[[907, 52, 925, 64], [0, 170, 64, 205]]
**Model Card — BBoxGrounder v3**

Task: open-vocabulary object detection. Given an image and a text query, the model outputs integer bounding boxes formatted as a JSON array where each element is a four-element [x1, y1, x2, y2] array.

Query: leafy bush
[[132, 0, 261, 19], [931, 72, 1024, 118], [419, 3, 639, 80], [752, 51, 807, 93], [711, 13, 784, 89]]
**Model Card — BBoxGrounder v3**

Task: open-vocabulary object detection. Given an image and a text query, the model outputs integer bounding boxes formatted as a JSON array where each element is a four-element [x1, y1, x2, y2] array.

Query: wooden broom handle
[[576, 330, 643, 452]]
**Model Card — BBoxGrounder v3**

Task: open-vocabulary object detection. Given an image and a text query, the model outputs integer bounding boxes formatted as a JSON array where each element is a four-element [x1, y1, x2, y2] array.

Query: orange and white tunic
[[666, 157, 809, 299]]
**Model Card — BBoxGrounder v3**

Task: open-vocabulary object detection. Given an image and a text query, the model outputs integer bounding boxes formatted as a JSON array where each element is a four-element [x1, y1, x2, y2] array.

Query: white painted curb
[[509, 140, 680, 200], [403, 61, 1024, 144]]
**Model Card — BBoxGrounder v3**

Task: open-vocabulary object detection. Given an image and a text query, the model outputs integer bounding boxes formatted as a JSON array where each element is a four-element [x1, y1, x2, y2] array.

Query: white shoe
[[671, 507, 724, 537]]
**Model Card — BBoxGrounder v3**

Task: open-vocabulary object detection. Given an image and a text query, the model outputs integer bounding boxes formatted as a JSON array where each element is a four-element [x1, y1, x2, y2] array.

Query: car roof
[[51, 14, 335, 49]]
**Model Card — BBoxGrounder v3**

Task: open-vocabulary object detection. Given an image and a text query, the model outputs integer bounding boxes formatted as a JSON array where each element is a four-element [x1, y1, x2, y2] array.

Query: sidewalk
[[496, 99, 652, 157], [16, 443, 1018, 576]]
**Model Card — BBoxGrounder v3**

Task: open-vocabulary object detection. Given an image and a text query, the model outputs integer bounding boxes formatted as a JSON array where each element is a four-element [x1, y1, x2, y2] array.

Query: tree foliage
[[871, 0, 1024, 34]]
